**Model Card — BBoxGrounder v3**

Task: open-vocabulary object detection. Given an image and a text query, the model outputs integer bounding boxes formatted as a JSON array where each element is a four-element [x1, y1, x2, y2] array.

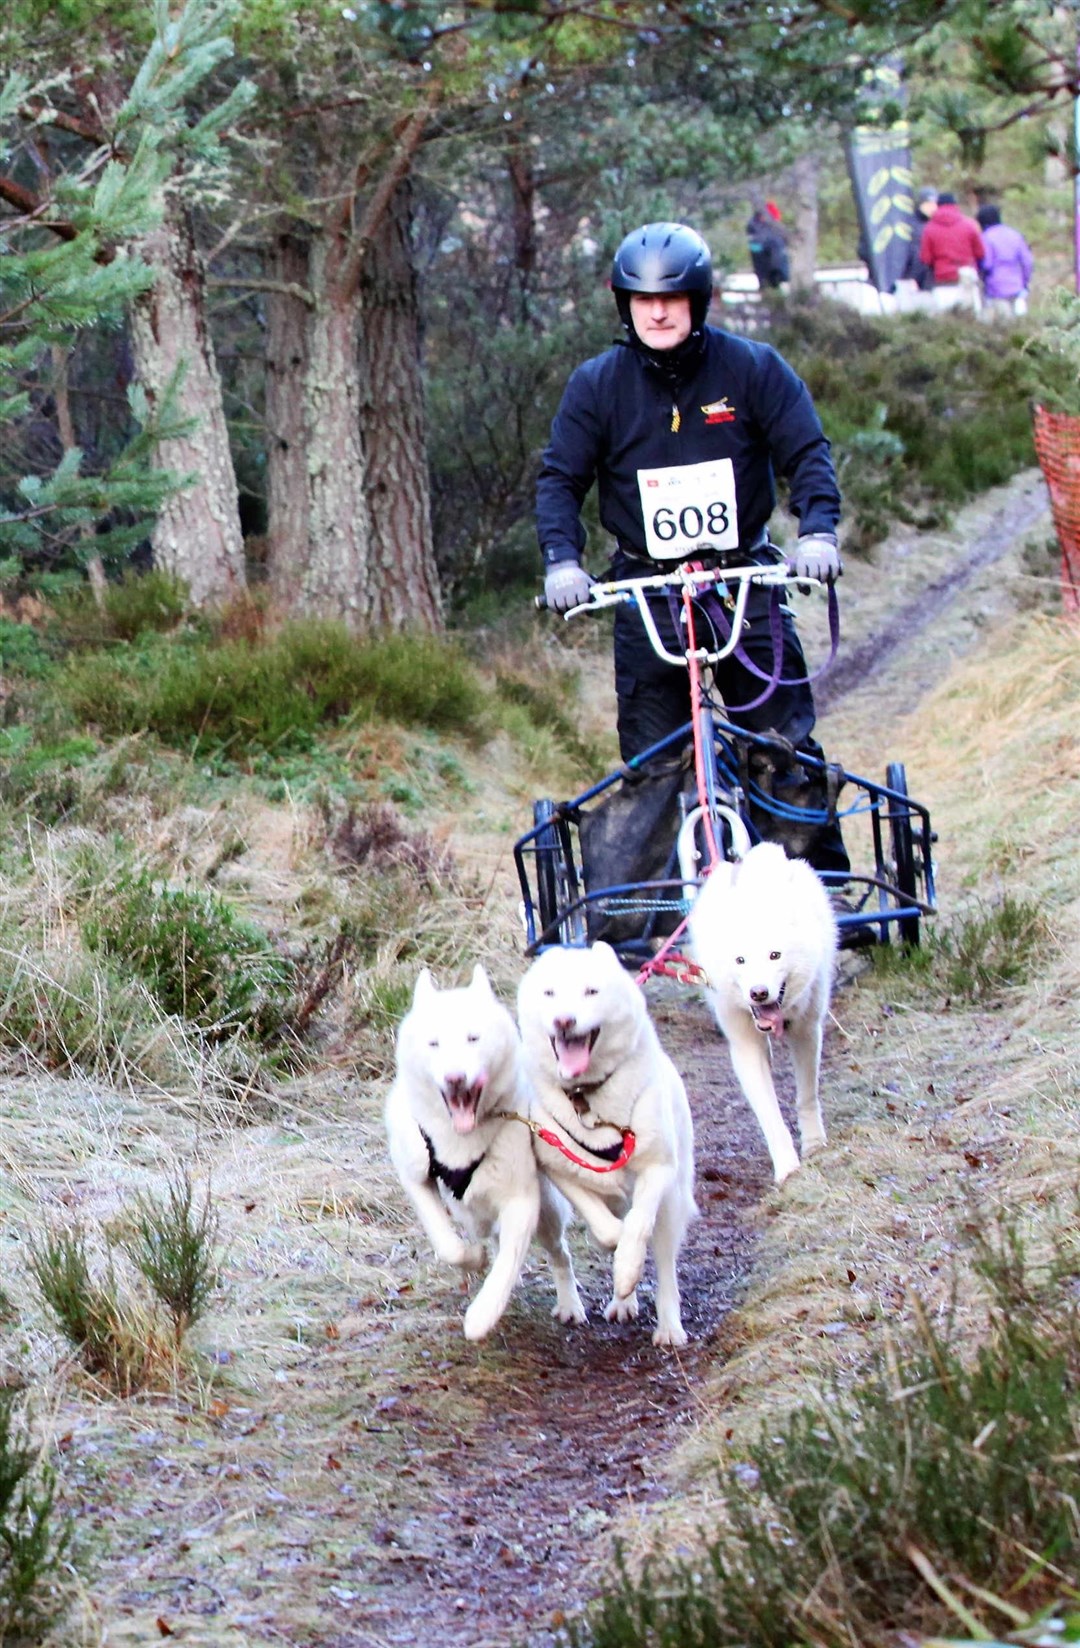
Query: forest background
[[4, 0, 1080, 637], [4, 2, 1080, 1645]]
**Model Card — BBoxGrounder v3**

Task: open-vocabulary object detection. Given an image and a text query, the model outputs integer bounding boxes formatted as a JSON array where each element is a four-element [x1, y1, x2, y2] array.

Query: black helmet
[[611, 222, 714, 332]]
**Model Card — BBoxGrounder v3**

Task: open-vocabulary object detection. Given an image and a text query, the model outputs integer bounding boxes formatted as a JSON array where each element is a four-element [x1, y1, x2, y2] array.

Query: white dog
[[689, 840, 838, 1185], [517, 942, 696, 1349], [385, 965, 586, 1341]]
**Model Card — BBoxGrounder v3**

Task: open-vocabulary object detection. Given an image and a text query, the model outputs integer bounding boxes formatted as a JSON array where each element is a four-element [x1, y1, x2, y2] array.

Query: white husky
[[517, 942, 697, 1349], [689, 840, 838, 1185], [385, 965, 586, 1341]]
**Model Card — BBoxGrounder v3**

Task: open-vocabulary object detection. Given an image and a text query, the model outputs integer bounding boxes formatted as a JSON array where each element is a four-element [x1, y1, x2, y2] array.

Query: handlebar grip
[[535, 594, 549, 611]]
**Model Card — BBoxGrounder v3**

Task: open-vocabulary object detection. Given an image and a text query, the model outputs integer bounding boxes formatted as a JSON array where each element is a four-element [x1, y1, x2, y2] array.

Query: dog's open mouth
[[751, 983, 786, 1038], [441, 1076, 486, 1134], [551, 1026, 599, 1082]]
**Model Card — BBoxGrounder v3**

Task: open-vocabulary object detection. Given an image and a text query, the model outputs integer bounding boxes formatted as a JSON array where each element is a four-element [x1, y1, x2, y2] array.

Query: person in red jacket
[[918, 192, 985, 313]]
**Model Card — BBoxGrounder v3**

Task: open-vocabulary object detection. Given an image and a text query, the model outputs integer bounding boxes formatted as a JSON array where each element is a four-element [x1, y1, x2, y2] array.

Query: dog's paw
[[604, 1290, 639, 1325], [454, 1241, 487, 1272], [613, 1239, 647, 1303], [800, 1129, 827, 1158], [653, 1320, 688, 1350], [463, 1298, 502, 1341], [552, 1291, 587, 1327]]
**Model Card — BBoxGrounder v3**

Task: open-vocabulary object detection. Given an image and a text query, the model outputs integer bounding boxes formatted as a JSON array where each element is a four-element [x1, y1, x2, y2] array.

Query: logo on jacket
[[702, 398, 736, 425]]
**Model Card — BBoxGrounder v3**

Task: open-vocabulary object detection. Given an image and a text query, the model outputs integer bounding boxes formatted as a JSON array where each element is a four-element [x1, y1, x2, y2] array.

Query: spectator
[[903, 188, 937, 290], [746, 202, 790, 291], [976, 203, 1034, 319], [859, 186, 936, 294], [918, 192, 985, 313]]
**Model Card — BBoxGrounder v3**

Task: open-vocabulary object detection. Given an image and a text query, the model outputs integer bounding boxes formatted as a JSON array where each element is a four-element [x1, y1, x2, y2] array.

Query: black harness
[[561, 1079, 627, 1163], [420, 1129, 486, 1202]]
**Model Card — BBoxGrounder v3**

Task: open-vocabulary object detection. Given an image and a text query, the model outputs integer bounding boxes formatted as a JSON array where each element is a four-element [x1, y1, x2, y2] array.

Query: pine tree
[[0, 0, 253, 590]]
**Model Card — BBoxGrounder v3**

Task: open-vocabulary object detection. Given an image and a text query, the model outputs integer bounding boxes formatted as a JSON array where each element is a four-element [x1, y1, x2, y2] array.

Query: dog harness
[[494, 1110, 636, 1174], [420, 1129, 486, 1201]]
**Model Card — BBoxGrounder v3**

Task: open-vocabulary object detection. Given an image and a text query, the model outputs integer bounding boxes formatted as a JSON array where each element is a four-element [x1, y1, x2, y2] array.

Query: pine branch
[[17, 100, 108, 146], [340, 89, 439, 302], [205, 275, 315, 307]]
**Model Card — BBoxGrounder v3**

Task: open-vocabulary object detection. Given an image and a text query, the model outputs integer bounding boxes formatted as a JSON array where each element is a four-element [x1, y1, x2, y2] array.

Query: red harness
[[496, 1111, 636, 1173]]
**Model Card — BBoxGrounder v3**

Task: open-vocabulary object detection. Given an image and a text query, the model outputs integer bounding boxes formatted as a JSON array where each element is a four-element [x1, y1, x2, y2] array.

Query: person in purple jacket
[[976, 204, 1034, 319]]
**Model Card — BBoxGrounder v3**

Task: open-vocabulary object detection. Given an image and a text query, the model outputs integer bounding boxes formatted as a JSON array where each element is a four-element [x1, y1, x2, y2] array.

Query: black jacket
[[536, 327, 840, 567]]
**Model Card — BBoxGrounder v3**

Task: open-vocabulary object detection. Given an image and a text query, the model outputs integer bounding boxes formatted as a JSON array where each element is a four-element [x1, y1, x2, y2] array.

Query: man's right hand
[[544, 561, 594, 613]]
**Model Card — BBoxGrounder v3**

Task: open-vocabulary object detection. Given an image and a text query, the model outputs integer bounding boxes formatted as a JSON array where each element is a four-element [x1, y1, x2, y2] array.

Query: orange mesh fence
[[1032, 404, 1080, 615]]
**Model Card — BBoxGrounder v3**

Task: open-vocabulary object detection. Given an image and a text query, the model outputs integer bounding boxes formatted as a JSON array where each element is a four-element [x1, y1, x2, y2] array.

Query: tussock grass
[[81, 872, 294, 1041], [27, 1229, 167, 1396], [873, 891, 1054, 1002], [122, 1175, 223, 1345], [28, 1181, 221, 1392], [47, 570, 189, 649], [53, 620, 492, 758]]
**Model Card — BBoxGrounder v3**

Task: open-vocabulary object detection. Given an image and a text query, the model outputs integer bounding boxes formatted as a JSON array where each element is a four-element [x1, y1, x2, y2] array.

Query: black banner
[[845, 60, 917, 293]]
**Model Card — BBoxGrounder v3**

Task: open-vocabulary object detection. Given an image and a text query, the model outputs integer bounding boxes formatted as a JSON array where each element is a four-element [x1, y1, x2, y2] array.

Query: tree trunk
[[358, 182, 442, 632], [129, 199, 246, 606], [294, 229, 373, 627], [264, 232, 314, 603], [789, 150, 820, 289], [507, 129, 539, 324]]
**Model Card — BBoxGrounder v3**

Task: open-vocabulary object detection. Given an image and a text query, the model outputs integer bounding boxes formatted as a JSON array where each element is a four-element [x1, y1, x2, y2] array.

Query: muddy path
[[300, 996, 773, 1648], [222, 470, 1053, 1648]]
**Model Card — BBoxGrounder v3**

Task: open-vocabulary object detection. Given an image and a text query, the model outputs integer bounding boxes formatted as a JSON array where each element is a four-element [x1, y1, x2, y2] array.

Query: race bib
[[636, 458, 739, 561]]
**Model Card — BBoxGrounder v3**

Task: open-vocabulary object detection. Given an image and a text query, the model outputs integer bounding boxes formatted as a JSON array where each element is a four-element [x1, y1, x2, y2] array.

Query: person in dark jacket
[[745, 202, 790, 290], [903, 188, 937, 289], [536, 221, 849, 876]]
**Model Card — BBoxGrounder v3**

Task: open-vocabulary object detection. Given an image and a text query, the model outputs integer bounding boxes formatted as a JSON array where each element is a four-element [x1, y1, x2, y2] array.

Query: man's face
[[629, 291, 692, 350]]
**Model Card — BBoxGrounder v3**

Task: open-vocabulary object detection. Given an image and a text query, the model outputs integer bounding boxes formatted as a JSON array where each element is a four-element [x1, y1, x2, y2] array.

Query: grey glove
[[787, 532, 841, 583], [544, 561, 594, 613]]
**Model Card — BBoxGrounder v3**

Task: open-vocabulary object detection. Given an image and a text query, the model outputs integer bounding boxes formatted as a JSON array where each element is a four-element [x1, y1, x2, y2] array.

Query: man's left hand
[[787, 533, 841, 583]]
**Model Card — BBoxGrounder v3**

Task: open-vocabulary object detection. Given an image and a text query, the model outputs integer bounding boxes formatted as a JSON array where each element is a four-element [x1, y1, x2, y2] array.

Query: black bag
[[577, 755, 696, 945]]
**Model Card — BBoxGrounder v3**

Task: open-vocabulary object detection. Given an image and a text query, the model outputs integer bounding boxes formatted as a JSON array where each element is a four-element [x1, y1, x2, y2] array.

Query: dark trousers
[[612, 575, 850, 876]]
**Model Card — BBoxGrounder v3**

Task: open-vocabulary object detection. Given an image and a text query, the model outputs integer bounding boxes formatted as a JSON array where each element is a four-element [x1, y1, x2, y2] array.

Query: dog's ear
[[592, 940, 618, 968], [468, 963, 495, 998], [413, 968, 437, 1004]]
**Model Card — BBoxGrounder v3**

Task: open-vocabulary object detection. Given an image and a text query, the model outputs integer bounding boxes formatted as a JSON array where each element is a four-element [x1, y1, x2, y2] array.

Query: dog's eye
[[543, 988, 555, 997], [769, 950, 781, 961], [734, 955, 745, 966], [466, 1033, 479, 1043], [584, 986, 598, 997], [428, 1038, 439, 1048]]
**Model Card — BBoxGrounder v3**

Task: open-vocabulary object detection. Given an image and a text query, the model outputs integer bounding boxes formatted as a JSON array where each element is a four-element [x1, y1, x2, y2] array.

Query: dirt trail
[[262, 469, 1051, 1648]]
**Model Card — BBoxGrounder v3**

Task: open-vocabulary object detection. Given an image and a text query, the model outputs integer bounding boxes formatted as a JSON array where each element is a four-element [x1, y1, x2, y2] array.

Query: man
[[746, 201, 790, 291], [918, 191, 985, 313], [535, 220, 849, 878], [902, 188, 937, 291]]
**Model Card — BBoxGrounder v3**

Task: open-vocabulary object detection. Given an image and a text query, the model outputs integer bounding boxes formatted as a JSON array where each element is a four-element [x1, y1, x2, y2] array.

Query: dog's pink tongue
[[754, 1004, 786, 1039], [556, 1034, 592, 1081]]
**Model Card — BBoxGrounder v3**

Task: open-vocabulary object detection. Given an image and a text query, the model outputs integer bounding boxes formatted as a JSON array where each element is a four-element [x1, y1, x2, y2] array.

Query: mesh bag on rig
[[577, 755, 696, 945], [1032, 404, 1080, 614]]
